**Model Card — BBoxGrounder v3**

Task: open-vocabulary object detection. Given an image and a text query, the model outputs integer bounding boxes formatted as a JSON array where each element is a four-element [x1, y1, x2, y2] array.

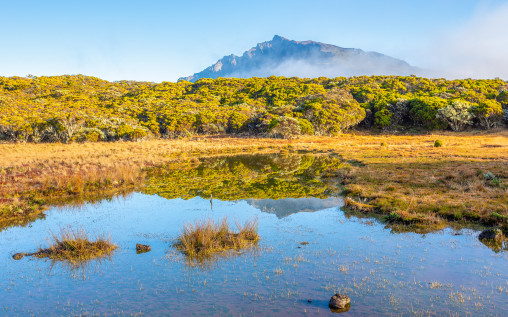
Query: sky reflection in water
[[0, 154, 506, 316]]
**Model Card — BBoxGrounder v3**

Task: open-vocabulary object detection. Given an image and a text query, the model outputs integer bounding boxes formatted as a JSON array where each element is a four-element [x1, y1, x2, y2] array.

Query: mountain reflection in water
[[245, 197, 343, 218]]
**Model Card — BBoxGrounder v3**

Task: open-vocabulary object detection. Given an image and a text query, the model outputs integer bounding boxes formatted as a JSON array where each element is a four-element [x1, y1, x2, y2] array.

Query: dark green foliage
[[297, 118, 314, 135], [408, 97, 448, 130], [496, 90, 508, 105], [374, 108, 392, 128], [473, 100, 504, 129], [434, 140, 443, 147]]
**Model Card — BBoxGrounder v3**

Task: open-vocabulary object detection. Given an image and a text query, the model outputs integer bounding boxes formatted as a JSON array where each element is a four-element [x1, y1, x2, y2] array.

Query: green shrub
[[496, 90, 508, 105], [473, 100, 503, 129], [267, 116, 301, 139], [374, 108, 392, 128], [117, 124, 134, 140], [436, 100, 474, 131], [131, 127, 148, 140], [434, 140, 443, 147], [228, 112, 250, 133], [408, 97, 448, 129], [297, 118, 314, 135], [490, 178, 501, 187], [117, 124, 148, 141], [73, 128, 105, 142], [297, 89, 366, 135]]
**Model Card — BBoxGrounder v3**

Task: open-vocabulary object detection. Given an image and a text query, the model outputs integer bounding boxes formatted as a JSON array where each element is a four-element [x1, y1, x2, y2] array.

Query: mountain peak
[[271, 34, 289, 42], [180, 36, 418, 82]]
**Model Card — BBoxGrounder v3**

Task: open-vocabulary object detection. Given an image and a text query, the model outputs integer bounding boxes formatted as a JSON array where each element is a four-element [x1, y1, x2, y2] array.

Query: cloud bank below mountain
[[181, 36, 420, 82], [421, 3, 508, 80]]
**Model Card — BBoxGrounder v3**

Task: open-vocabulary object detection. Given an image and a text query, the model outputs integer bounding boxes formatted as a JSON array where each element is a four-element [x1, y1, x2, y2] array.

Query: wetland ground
[[0, 133, 507, 315]]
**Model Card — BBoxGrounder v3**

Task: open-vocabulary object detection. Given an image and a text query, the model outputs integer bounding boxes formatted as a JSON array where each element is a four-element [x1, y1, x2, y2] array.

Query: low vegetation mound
[[33, 228, 117, 265], [174, 218, 259, 259]]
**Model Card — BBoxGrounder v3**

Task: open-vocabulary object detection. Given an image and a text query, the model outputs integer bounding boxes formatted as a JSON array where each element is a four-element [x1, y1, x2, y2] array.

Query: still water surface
[[0, 154, 506, 316]]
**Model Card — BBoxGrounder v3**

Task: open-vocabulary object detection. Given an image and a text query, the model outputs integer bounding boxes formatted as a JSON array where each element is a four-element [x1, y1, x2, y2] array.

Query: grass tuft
[[34, 227, 117, 265], [174, 217, 259, 259]]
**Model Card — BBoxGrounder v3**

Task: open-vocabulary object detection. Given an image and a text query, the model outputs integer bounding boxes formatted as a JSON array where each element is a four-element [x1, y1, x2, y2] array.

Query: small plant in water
[[34, 227, 117, 265], [174, 217, 259, 259]]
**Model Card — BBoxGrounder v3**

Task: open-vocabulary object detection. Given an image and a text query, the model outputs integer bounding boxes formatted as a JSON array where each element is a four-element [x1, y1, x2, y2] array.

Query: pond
[[1, 154, 506, 316]]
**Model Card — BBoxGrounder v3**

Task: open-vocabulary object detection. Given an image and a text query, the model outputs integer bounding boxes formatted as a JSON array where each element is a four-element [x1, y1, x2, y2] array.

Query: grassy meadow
[[1, 131, 507, 233]]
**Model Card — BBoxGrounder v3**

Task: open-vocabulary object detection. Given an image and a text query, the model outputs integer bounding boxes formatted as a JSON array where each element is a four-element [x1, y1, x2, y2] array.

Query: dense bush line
[[0, 75, 506, 142]]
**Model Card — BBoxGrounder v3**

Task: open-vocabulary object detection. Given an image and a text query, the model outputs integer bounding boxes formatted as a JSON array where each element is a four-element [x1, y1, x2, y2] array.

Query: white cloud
[[424, 3, 508, 79]]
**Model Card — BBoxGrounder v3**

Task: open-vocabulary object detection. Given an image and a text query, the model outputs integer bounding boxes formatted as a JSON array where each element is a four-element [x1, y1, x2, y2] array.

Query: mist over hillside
[[181, 35, 420, 82]]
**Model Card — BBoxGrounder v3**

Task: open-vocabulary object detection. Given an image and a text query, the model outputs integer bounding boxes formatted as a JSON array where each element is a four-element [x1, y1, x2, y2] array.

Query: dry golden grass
[[174, 217, 259, 259], [1, 131, 507, 231], [335, 132, 507, 230], [33, 227, 117, 265]]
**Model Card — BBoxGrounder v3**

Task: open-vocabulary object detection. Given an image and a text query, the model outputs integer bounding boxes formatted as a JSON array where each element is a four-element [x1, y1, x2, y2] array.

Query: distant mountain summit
[[181, 35, 418, 82]]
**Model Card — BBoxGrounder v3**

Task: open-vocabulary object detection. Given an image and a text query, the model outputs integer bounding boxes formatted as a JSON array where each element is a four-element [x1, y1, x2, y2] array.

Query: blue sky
[[1, 0, 507, 81]]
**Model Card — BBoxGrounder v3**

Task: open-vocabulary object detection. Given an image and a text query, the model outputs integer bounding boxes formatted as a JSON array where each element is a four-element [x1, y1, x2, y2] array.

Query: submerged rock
[[479, 229, 504, 242], [12, 253, 25, 260], [328, 293, 351, 312], [136, 244, 151, 253]]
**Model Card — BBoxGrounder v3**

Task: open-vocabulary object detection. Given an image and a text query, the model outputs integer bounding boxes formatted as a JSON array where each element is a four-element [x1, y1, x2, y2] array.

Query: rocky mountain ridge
[[181, 35, 418, 81]]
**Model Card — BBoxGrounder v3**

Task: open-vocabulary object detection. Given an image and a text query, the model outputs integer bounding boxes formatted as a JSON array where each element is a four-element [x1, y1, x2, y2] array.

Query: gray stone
[[328, 293, 351, 310]]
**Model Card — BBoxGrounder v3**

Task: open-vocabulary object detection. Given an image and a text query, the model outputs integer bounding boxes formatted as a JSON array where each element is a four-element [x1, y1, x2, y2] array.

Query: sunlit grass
[[174, 217, 259, 259], [0, 132, 506, 231], [34, 227, 117, 265]]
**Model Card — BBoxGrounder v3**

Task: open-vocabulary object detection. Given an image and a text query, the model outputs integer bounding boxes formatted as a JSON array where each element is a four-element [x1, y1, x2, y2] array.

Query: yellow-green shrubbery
[[1, 75, 506, 142]]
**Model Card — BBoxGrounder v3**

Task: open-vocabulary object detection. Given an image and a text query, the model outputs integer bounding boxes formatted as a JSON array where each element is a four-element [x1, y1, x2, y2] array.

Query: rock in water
[[328, 293, 351, 311], [478, 229, 504, 242], [12, 253, 25, 260], [136, 244, 151, 253]]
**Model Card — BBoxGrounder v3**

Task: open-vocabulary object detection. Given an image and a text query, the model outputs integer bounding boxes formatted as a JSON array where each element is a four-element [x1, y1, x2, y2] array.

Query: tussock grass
[[34, 228, 117, 265], [174, 218, 259, 259]]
